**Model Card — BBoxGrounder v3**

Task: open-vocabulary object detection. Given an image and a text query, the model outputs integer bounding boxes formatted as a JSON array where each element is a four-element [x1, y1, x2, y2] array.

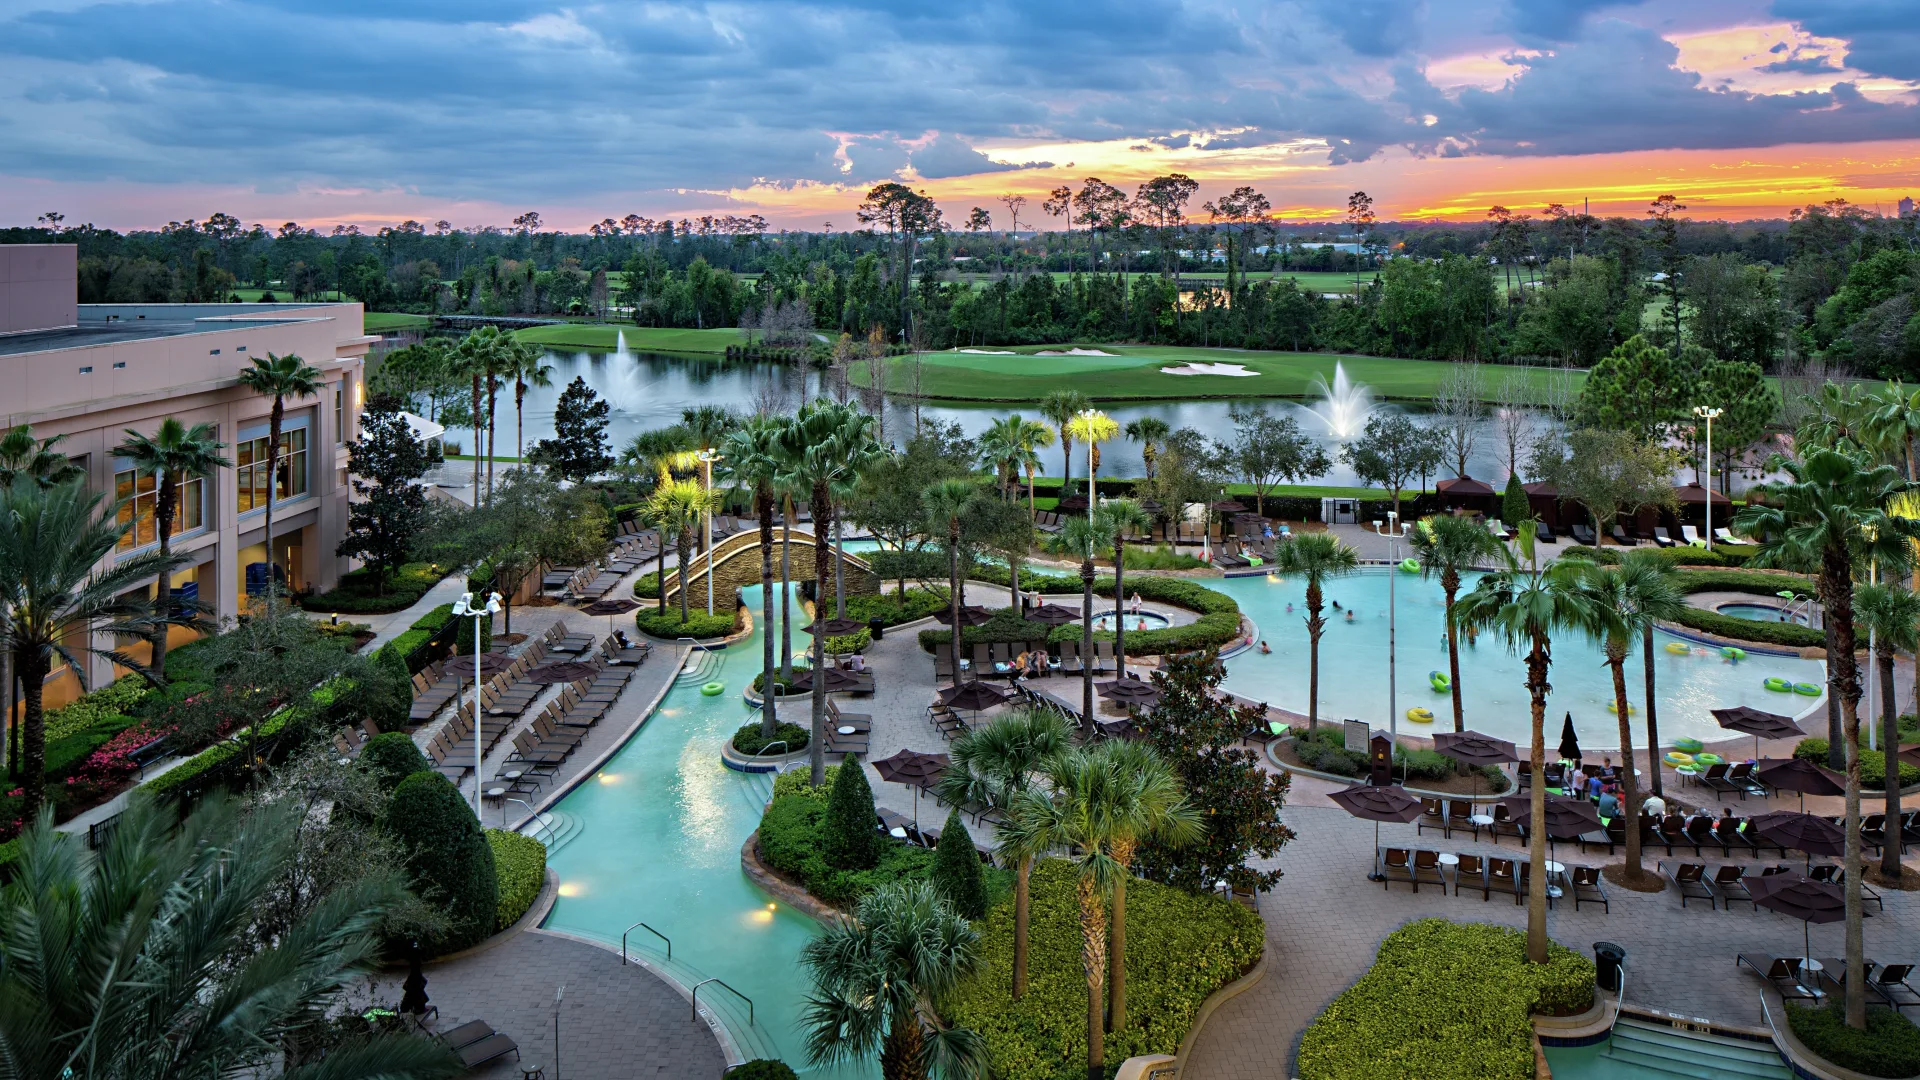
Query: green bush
[[1122, 544, 1209, 571], [359, 734, 430, 791], [1292, 726, 1365, 776], [140, 706, 297, 801], [1395, 746, 1456, 781], [632, 570, 661, 599], [298, 562, 446, 614], [823, 753, 879, 870], [756, 790, 941, 906], [1670, 606, 1826, 647], [1297, 919, 1593, 1080], [1794, 738, 1920, 789], [841, 588, 951, 627], [1672, 568, 1813, 595], [486, 829, 548, 932], [772, 764, 840, 800], [634, 608, 735, 639], [386, 772, 499, 953], [1560, 545, 1756, 568], [823, 628, 872, 654], [43, 676, 154, 743], [732, 721, 808, 756], [941, 858, 1264, 1080], [1785, 1002, 1920, 1078], [724, 1061, 798, 1080], [930, 808, 987, 919]]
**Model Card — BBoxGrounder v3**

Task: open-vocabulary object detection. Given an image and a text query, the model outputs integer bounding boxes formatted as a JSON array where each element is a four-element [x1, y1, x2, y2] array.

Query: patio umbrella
[[939, 680, 1011, 714], [1329, 783, 1425, 881], [1209, 499, 1247, 514], [790, 667, 861, 693], [1557, 713, 1582, 767], [1711, 706, 1805, 760], [1025, 603, 1081, 627], [1098, 677, 1162, 707], [1747, 871, 1846, 963], [873, 749, 952, 829], [1497, 793, 1604, 840], [1749, 811, 1846, 869], [931, 605, 996, 627], [579, 596, 640, 637], [802, 617, 867, 637], [1138, 498, 1163, 516], [525, 661, 601, 684], [1898, 745, 1920, 771], [1754, 757, 1846, 810], [470, 651, 515, 677], [1433, 731, 1520, 798]]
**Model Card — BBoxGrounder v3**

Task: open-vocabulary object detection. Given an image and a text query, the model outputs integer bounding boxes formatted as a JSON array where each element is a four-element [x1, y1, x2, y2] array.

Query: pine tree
[[336, 399, 429, 593], [822, 753, 880, 870], [1502, 471, 1530, 528], [929, 808, 987, 919], [528, 375, 613, 483]]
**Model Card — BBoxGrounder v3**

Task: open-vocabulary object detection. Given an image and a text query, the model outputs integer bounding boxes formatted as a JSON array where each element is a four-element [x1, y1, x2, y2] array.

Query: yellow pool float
[[1664, 642, 1691, 655], [1607, 700, 1636, 714], [1406, 707, 1434, 723], [1664, 751, 1695, 768]]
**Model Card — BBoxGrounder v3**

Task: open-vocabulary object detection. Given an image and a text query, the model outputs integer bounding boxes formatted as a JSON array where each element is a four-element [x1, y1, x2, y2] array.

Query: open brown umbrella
[[802, 617, 867, 637], [939, 680, 1011, 713], [1025, 603, 1081, 627], [1098, 677, 1162, 707], [525, 661, 601, 683], [932, 605, 996, 627], [1433, 731, 1519, 767], [1750, 811, 1845, 862], [1329, 783, 1425, 880], [873, 749, 952, 829], [580, 596, 640, 636], [1209, 499, 1247, 513], [1898, 745, 1920, 771], [1755, 757, 1846, 810], [1498, 793, 1604, 840], [1712, 706, 1805, 760], [466, 651, 514, 677], [1748, 871, 1846, 963], [790, 667, 861, 693]]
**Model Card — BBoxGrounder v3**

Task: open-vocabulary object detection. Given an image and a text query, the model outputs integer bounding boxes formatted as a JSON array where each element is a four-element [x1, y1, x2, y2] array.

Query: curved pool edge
[[533, 925, 749, 1068]]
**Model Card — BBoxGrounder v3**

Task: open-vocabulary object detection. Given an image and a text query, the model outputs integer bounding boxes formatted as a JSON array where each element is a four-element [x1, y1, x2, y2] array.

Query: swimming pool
[[1092, 610, 1171, 632], [541, 584, 873, 1076], [1716, 602, 1811, 626], [1212, 570, 1825, 748]]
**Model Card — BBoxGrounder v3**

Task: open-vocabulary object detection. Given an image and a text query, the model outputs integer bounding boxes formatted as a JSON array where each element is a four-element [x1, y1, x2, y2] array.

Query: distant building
[[1900, 196, 1915, 219], [0, 244, 373, 699]]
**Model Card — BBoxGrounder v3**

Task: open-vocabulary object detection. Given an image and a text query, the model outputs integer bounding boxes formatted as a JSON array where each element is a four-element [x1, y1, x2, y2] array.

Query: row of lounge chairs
[[1739, 954, 1919, 1010], [825, 699, 871, 756], [1377, 847, 1610, 911], [503, 664, 636, 775], [930, 640, 1120, 682], [331, 718, 383, 760], [876, 806, 996, 858], [434, 1019, 520, 1071], [1663, 860, 1882, 911]]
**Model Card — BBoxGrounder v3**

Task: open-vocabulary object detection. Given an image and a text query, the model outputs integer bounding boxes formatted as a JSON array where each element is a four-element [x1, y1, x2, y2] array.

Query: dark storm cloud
[[1771, 0, 1920, 81]]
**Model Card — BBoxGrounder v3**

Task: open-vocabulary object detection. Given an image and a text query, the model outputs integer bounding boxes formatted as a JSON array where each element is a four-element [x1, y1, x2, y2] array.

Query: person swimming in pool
[[1285, 602, 1294, 613], [1331, 600, 1342, 610], [1344, 610, 1355, 622], [1258, 640, 1271, 654]]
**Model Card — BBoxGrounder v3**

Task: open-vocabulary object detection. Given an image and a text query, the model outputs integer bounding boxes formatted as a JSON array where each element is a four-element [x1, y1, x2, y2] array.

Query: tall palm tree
[[1040, 390, 1090, 496], [1270, 532, 1359, 733], [1735, 448, 1915, 1029], [235, 352, 322, 603], [506, 335, 552, 464], [645, 479, 720, 626], [0, 797, 462, 1080], [113, 418, 229, 681], [978, 415, 1026, 501], [1065, 409, 1120, 500], [1123, 417, 1171, 480], [448, 328, 498, 506], [724, 416, 790, 739], [1406, 515, 1500, 732], [923, 479, 978, 691], [1572, 559, 1678, 885], [0, 481, 187, 816], [1618, 549, 1688, 796], [1095, 740, 1202, 1033], [0, 425, 83, 489], [1453, 522, 1603, 965], [1013, 418, 1055, 513], [1865, 381, 1920, 481], [1854, 581, 1919, 880], [824, 411, 883, 620], [1059, 515, 1104, 726], [784, 400, 871, 784], [936, 709, 1070, 999], [1096, 499, 1152, 677], [799, 881, 989, 1080]]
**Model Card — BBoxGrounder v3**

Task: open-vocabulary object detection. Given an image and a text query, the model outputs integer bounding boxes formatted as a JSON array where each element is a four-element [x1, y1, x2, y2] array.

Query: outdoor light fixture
[[450, 590, 505, 813], [696, 449, 721, 616], [1372, 512, 1412, 743], [1693, 406, 1723, 551]]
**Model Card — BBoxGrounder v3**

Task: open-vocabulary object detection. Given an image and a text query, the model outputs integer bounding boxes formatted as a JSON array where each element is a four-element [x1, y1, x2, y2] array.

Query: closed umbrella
[[1711, 706, 1804, 760], [1557, 712, 1582, 767], [1329, 783, 1425, 880], [939, 680, 1011, 714], [873, 749, 951, 830], [1747, 871, 1846, 965], [1754, 758, 1846, 811]]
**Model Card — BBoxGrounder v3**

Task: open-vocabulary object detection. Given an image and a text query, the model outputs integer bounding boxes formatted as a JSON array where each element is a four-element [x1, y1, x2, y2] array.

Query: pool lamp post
[[697, 449, 720, 616], [1372, 511, 1412, 747], [450, 590, 504, 814], [1693, 405, 1722, 550]]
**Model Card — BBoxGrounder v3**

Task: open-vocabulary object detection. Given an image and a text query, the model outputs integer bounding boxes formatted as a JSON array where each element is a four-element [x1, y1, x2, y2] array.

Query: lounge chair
[[1681, 524, 1705, 547], [1487, 519, 1510, 541], [1709, 864, 1754, 910], [1868, 963, 1920, 1011], [1454, 854, 1492, 900], [436, 1020, 499, 1050], [1490, 804, 1524, 844], [1416, 797, 1447, 837], [1570, 865, 1609, 912], [1488, 857, 1521, 903], [1379, 847, 1417, 891], [1535, 521, 1557, 543], [1411, 850, 1448, 894], [1652, 527, 1676, 547], [1610, 524, 1637, 547], [457, 1033, 521, 1070], [1737, 954, 1825, 1002], [1446, 799, 1478, 841], [1661, 861, 1714, 908]]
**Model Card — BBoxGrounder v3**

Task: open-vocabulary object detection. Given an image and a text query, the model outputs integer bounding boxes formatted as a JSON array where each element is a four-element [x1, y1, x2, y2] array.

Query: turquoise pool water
[[1212, 570, 1825, 748], [1717, 602, 1811, 626], [541, 583, 872, 1076]]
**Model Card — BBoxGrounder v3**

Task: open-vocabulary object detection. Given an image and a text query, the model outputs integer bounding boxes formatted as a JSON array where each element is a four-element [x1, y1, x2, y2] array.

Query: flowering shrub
[[63, 722, 176, 801]]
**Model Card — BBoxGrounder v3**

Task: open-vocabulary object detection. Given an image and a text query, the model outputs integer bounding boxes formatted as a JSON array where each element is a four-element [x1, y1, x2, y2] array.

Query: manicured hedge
[[43, 676, 154, 742], [940, 858, 1264, 1080], [359, 732, 430, 791], [1559, 544, 1756, 568], [1795, 738, 1920, 789], [1672, 568, 1815, 596], [916, 575, 1243, 658], [486, 828, 549, 932], [841, 588, 950, 627], [1670, 607, 1826, 648], [1786, 1001, 1920, 1078], [635, 608, 735, 639], [140, 704, 298, 801], [299, 562, 447, 615], [387, 771, 498, 953], [1297, 919, 1594, 1080], [632, 571, 661, 599], [756, 790, 936, 906], [732, 721, 808, 756], [724, 1061, 798, 1080]]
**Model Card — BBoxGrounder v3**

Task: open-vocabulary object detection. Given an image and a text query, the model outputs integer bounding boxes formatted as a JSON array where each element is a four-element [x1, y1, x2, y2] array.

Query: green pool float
[[701, 681, 725, 696], [1695, 753, 1724, 767], [1793, 682, 1821, 696], [1763, 676, 1794, 693], [1674, 737, 1704, 754], [1399, 558, 1419, 573]]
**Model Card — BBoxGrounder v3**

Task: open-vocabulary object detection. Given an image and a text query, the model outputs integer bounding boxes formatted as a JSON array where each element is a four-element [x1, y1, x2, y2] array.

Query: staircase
[[520, 809, 585, 856], [1599, 1017, 1793, 1080], [677, 642, 725, 684]]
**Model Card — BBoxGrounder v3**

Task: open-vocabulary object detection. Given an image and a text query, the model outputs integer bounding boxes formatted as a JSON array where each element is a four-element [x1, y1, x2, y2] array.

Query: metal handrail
[[691, 978, 753, 1027], [622, 921, 671, 963], [752, 740, 788, 758], [505, 797, 537, 831]]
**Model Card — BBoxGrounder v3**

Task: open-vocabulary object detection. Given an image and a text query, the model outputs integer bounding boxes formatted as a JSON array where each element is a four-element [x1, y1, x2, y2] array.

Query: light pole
[[450, 590, 504, 814], [1076, 408, 1098, 500], [1693, 405, 1722, 550], [1864, 524, 1880, 752], [1372, 512, 1412, 746], [697, 449, 720, 616]]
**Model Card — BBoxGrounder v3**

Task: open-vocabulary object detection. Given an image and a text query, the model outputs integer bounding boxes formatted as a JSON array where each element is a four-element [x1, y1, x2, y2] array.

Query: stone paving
[[355, 930, 725, 1080]]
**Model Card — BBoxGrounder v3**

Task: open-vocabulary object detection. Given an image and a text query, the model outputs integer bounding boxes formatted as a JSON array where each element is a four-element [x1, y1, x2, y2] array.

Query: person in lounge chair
[[1642, 793, 1667, 817], [1598, 789, 1620, 822]]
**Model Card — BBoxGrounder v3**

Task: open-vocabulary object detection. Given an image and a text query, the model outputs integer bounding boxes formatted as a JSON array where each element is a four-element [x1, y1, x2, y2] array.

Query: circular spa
[[1715, 602, 1813, 626], [1211, 570, 1826, 748], [1091, 609, 1172, 632]]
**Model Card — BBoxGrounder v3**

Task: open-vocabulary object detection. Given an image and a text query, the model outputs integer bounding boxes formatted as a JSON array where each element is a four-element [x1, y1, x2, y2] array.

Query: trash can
[[1594, 942, 1626, 993], [868, 617, 886, 641]]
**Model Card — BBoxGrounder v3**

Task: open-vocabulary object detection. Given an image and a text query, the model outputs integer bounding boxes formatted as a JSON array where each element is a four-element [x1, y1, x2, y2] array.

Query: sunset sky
[[3, 0, 1918, 231]]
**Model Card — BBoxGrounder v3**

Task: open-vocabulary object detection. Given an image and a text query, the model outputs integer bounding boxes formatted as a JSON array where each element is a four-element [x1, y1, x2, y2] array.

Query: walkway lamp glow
[[1372, 511, 1412, 746], [451, 589, 504, 813], [697, 449, 721, 616], [1693, 405, 1722, 550]]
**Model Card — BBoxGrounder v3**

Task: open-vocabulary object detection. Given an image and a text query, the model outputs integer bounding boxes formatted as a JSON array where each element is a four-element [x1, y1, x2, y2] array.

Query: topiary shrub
[[823, 754, 879, 870], [359, 734, 430, 792], [386, 772, 499, 953], [486, 829, 548, 931], [1785, 1002, 1920, 1078], [725, 1061, 798, 1080], [635, 608, 735, 639], [1501, 473, 1529, 528], [930, 808, 987, 919], [43, 676, 154, 743], [732, 721, 808, 756]]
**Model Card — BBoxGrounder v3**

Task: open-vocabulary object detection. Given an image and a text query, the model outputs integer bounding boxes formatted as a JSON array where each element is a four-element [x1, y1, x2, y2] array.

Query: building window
[[236, 428, 309, 513], [114, 470, 205, 550], [334, 380, 346, 444]]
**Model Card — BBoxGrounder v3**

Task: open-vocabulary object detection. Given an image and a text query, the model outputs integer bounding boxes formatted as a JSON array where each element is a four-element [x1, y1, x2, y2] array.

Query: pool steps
[[1600, 1017, 1792, 1079], [519, 809, 585, 856]]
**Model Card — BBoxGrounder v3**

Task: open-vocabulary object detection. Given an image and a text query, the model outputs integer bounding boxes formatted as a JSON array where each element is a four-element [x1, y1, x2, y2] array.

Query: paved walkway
[[358, 573, 473, 654], [354, 930, 725, 1080]]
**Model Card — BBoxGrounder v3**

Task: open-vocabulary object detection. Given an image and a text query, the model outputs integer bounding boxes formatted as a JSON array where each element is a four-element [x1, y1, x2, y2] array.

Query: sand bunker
[[1034, 348, 1118, 357], [1160, 362, 1258, 377], [955, 348, 1017, 354]]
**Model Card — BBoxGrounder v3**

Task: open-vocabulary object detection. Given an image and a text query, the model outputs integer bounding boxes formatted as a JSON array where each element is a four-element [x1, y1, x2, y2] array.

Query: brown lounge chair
[[1867, 963, 1920, 1011], [1378, 847, 1417, 891], [1737, 954, 1824, 1003], [437, 1019, 521, 1069], [1660, 861, 1715, 909], [1569, 865, 1609, 912]]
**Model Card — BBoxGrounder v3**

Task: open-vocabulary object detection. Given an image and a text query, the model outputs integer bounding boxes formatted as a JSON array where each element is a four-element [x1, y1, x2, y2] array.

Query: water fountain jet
[[1296, 361, 1377, 439]]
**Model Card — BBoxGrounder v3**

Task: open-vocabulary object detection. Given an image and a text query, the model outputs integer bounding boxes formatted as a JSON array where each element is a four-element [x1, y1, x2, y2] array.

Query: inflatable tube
[[1428, 670, 1450, 692], [1763, 676, 1795, 693], [1399, 558, 1420, 573], [1664, 751, 1695, 768], [1406, 707, 1434, 723], [1794, 682, 1822, 696], [1674, 737, 1704, 754], [1665, 642, 1692, 655], [1695, 753, 1724, 767], [700, 681, 725, 696], [1607, 700, 1636, 714], [1720, 646, 1747, 660]]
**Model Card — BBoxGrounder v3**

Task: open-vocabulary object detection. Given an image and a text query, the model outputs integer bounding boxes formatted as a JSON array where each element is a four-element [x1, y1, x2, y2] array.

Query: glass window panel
[[179, 478, 203, 532], [237, 439, 255, 469]]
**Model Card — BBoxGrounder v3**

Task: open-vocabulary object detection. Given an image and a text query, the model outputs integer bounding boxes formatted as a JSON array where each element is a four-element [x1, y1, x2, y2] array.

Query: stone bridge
[[661, 527, 879, 612]]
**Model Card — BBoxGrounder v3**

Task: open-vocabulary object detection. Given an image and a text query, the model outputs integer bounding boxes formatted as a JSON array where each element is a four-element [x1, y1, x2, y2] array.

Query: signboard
[[1343, 720, 1371, 754]]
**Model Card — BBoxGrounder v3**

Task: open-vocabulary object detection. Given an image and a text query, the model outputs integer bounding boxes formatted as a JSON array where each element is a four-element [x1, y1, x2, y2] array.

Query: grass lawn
[[363, 312, 432, 332], [510, 323, 742, 354], [891, 345, 1582, 403]]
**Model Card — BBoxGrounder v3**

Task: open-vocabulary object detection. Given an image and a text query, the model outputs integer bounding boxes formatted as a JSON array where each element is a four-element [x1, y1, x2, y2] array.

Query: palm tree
[[1095, 740, 1202, 1033], [1865, 382, 1920, 481], [824, 411, 883, 620], [923, 479, 979, 690], [0, 796, 462, 1080], [1453, 522, 1602, 965], [1616, 549, 1688, 796], [235, 352, 322, 603], [506, 335, 552, 464], [645, 479, 720, 626], [0, 425, 83, 488], [1013, 418, 1055, 513], [1854, 581, 1919, 880], [1734, 448, 1915, 1029], [1406, 515, 1500, 732], [449, 329, 498, 506], [0, 481, 187, 816], [1572, 559, 1679, 885], [799, 881, 989, 1080], [784, 400, 872, 784], [1065, 409, 1120, 500], [1040, 389, 1090, 496], [113, 418, 229, 681], [1123, 417, 1171, 480], [1270, 532, 1359, 733], [724, 416, 789, 739], [1059, 515, 1104, 726], [978, 415, 1026, 500], [937, 709, 1070, 999], [1096, 499, 1152, 676]]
